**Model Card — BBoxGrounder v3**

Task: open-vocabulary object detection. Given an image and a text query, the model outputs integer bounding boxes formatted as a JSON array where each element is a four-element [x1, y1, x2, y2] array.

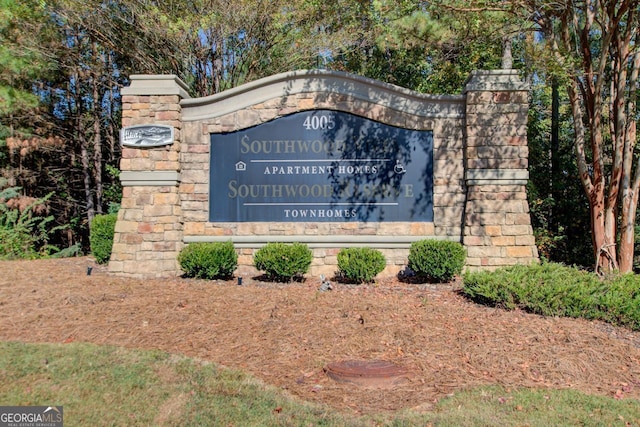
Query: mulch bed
[[1, 257, 640, 414]]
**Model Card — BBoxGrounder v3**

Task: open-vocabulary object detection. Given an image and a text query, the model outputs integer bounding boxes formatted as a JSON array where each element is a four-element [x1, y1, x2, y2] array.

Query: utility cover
[[324, 359, 412, 388]]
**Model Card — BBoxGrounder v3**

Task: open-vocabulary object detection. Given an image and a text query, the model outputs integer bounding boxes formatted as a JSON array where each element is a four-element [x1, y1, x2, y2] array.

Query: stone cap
[[181, 69, 464, 121], [185, 234, 457, 248], [121, 75, 191, 99], [464, 70, 529, 92], [465, 168, 529, 185], [120, 171, 181, 186]]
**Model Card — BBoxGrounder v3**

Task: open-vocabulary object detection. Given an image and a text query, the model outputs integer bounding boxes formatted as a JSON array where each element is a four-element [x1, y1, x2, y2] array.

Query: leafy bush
[[254, 242, 312, 282], [408, 239, 466, 282], [462, 262, 640, 331], [178, 241, 238, 279], [0, 184, 61, 259], [337, 247, 386, 283], [89, 213, 118, 264]]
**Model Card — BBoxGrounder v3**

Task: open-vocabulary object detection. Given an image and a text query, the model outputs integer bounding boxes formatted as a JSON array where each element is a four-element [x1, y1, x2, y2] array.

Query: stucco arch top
[[180, 69, 464, 122]]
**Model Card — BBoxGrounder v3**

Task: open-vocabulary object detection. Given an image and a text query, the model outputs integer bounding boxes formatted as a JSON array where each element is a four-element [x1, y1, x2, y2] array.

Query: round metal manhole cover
[[324, 359, 412, 388]]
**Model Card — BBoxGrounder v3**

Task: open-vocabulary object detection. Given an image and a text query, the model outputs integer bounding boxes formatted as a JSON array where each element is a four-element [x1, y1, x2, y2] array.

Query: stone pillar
[[108, 75, 190, 278], [463, 70, 539, 269]]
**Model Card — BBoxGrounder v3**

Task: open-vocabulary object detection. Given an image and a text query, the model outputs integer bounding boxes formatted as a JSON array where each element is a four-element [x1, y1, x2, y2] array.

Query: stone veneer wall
[[108, 76, 189, 277], [463, 70, 538, 268], [109, 70, 538, 278]]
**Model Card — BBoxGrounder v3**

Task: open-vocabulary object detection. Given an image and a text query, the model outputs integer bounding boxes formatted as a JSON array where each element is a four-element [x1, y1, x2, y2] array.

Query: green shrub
[[0, 206, 40, 260], [253, 242, 312, 282], [89, 213, 118, 264], [178, 241, 238, 279], [408, 239, 466, 282], [337, 247, 386, 283], [462, 262, 640, 331], [593, 274, 640, 331], [0, 184, 62, 259]]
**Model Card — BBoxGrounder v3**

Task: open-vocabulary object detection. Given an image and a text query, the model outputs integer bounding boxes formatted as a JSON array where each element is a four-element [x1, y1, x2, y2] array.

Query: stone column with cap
[[463, 70, 539, 269], [108, 75, 190, 278]]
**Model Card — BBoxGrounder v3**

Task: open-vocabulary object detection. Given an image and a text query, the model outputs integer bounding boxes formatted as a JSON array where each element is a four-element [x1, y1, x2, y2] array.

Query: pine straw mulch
[[1, 257, 640, 415]]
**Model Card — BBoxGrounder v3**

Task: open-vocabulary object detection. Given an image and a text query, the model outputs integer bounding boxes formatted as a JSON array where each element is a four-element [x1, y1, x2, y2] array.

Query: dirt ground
[[2, 257, 640, 415]]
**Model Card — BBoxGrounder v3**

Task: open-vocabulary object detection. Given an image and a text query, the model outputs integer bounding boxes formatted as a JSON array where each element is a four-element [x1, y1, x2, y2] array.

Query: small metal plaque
[[120, 125, 174, 147]]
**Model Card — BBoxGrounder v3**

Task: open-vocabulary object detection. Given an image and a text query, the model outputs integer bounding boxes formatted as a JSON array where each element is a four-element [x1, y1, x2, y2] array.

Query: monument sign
[[110, 70, 539, 278]]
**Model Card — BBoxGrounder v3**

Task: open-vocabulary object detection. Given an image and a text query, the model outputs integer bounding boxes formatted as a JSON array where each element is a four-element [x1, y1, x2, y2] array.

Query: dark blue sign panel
[[209, 110, 433, 222]]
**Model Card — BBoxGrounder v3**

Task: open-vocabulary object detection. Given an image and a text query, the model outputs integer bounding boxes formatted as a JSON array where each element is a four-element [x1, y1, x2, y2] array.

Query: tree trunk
[[588, 184, 618, 274], [550, 77, 560, 233], [79, 123, 95, 225], [613, 16, 639, 273], [92, 54, 103, 215], [619, 176, 638, 272], [72, 65, 95, 225], [619, 111, 639, 273]]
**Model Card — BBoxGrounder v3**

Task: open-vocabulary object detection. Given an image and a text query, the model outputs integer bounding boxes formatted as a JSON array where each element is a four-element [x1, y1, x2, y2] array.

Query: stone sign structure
[[109, 69, 538, 278]]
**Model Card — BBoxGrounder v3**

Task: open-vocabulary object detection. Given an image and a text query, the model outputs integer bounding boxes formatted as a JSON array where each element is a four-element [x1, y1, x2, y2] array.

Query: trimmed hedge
[[462, 262, 640, 331], [178, 241, 238, 279], [408, 239, 466, 282], [89, 213, 117, 264], [254, 242, 312, 282], [337, 247, 386, 283]]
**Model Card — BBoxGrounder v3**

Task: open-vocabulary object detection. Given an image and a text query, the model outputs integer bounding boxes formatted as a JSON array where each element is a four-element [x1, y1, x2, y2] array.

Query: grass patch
[[398, 386, 640, 426], [1, 341, 639, 426], [0, 341, 361, 426]]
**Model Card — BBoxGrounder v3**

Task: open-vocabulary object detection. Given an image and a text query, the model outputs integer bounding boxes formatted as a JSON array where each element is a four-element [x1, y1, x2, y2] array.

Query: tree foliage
[[0, 0, 47, 118], [425, 0, 640, 273], [527, 79, 592, 266], [290, 0, 509, 93], [525, 0, 640, 273], [0, 0, 319, 253], [2, 0, 632, 272]]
